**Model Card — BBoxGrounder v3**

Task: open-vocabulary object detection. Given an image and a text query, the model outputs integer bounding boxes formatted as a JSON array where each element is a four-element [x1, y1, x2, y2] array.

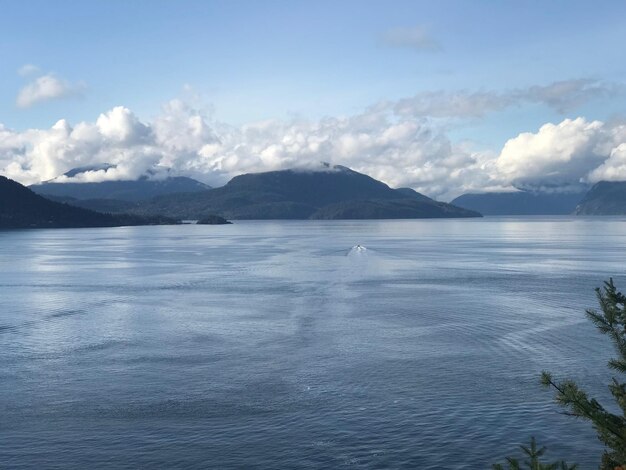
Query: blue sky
[[1, 0, 626, 198]]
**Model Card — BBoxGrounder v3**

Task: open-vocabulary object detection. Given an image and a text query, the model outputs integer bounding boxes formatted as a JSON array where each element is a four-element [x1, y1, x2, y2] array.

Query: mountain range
[[0, 176, 175, 229], [575, 182, 626, 215], [122, 165, 480, 219], [2, 165, 481, 228], [451, 189, 588, 215], [9, 163, 626, 228], [31, 167, 210, 202]]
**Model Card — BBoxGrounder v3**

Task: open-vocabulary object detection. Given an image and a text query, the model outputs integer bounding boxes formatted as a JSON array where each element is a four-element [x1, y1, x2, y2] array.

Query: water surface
[[1, 217, 625, 468]]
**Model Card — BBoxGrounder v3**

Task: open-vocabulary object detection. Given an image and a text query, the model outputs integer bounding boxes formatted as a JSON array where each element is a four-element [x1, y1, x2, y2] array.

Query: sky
[[1, 0, 626, 200]]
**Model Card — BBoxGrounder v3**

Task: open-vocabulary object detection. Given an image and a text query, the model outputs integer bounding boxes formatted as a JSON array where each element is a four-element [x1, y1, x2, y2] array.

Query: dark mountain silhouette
[[575, 181, 626, 215], [43, 195, 138, 213], [0, 176, 175, 229], [310, 198, 478, 219], [451, 190, 587, 215], [394, 187, 433, 202], [129, 165, 480, 219]]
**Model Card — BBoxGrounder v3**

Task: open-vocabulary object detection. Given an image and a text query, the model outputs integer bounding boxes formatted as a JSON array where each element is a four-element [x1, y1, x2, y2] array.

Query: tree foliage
[[495, 279, 626, 469], [541, 279, 626, 468], [493, 437, 576, 470]]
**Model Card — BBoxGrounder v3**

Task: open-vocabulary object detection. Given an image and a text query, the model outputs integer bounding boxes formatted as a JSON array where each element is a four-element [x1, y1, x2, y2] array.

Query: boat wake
[[347, 244, 367, 256]]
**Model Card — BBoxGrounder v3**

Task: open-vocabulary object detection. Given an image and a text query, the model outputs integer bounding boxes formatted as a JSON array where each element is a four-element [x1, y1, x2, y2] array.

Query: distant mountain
[[450, 190, 587, 215], [0, 176, 175, 229], [43, 195, 139, 214], [575, 181, 626, 215], [310, 198, 478, 219], [130, 165, 480, 219], [394, 187, 433, 202], [30, 167, 210, 202]]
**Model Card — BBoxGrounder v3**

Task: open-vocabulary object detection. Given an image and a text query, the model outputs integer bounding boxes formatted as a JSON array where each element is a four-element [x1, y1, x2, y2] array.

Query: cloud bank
[[1, 81, 625, 200], [0, 100, 497, 198]]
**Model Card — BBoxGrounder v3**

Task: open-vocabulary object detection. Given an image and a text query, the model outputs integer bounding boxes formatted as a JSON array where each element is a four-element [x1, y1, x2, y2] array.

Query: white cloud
[[2, 87, 626, 201], [393, 80, 620, 118], [523, 79, 619, 114], [394, 90, 512, 118], [496, 118, 605, 188], [587, 142, 626, 182], [495, 118, 626, 191], [96, 106, 151, 143], [383, 26, 442, 52], [17, 64, 40, 77], [0, 106, 163, 184], [0, 100, 486, 198], [16, 73, 84, 108]]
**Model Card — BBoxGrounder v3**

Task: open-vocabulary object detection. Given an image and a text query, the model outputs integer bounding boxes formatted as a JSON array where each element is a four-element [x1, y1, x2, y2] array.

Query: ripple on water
[[0, 220, 621, 469]]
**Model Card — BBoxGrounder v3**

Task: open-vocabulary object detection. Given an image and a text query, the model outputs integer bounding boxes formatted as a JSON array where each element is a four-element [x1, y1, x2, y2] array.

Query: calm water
[[1, 217, 625, 469]]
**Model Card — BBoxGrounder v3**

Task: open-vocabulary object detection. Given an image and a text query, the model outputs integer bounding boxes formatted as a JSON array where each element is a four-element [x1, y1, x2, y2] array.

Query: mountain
[[450, 190, 587, 215], [130, 165, 481, 219], [575, 181, 626, 215], [42, 196, 139, 214], [310, 198, 479, 219], [30, 168, 210, 202], [0, 176, 175, 229], [394, 187, 433, 202]]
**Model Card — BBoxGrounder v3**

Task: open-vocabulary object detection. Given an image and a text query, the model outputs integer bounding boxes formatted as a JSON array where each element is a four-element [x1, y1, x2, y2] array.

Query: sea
[[1, 217, 624, 469]]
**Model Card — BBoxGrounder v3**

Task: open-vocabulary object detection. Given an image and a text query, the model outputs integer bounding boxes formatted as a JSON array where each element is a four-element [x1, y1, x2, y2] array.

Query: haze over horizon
[[2, 0, 626, 200]]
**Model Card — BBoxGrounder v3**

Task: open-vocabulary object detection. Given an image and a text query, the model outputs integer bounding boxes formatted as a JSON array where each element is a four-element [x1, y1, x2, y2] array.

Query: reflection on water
[[1, 217, 626, 469]]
